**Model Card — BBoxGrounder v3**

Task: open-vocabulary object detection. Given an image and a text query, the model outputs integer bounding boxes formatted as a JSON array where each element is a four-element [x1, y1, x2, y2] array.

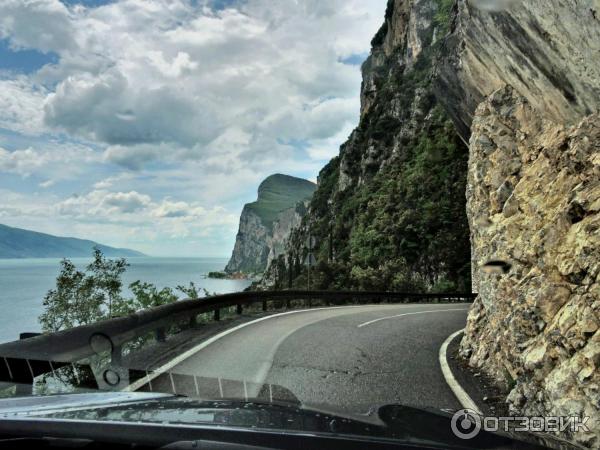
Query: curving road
[[148, 304, 469, 414]]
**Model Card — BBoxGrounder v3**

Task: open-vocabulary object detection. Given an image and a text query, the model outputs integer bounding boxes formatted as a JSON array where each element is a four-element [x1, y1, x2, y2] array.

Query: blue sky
[[0, 41, 58, 74], [0, 0, 385, 257]]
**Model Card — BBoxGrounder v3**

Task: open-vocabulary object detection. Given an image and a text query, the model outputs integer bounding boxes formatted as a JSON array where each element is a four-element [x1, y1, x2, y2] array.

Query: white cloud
[[44, 68, 222, 147], [0, 0, 387, 256], [305, 122, 355, 161], [0, 0, 75, 54], [101, 190, 152, 213], [0, 77, 48, 135], [57, 189, 151, 216], [153, 199, 195, 218], [55, 188, 236, 227], [0, 0, 386, 164], [39, 179, 56, 188], [146, 51, 199, 78], [0, 147, 45, 177], [0, 142, 99, 179], [102, 143, 165, 169], [92, 172, 135, 189]]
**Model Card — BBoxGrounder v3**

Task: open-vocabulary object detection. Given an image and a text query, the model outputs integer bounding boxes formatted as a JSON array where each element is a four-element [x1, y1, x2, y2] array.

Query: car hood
[[0, 393, 584, 450]]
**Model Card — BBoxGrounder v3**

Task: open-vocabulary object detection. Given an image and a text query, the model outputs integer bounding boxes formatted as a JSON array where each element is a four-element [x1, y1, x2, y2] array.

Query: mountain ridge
[[225, 174, 315, 274], [0, 223, 145, 259], [244, 174, 316, 232]]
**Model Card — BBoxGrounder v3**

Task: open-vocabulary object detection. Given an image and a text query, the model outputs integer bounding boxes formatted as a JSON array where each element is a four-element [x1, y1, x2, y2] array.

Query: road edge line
[[439, 328, 482, 415]]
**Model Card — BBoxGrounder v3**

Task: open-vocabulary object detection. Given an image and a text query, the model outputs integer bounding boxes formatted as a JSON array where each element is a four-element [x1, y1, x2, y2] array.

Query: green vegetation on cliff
[[345, 107, 470, 291], [263, 1, 471, 292], [273, 106, 470, 292], [245, 174, 316, 230]]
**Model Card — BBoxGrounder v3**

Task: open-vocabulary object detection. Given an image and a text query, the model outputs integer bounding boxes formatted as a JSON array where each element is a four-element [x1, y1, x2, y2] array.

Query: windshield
[[0, 0, 597, 449]]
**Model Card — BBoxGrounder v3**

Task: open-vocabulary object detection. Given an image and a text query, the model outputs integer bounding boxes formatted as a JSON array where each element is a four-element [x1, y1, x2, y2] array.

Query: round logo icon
[[451, 408, 482, 440]]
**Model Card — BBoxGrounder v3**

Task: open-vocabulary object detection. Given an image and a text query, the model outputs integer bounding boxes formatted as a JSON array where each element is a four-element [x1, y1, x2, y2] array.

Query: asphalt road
[[161, 304, 470, 414]]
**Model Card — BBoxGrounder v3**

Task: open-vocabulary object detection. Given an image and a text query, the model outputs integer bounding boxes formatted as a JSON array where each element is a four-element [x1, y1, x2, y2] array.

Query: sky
[[0, 0, 387, 257]]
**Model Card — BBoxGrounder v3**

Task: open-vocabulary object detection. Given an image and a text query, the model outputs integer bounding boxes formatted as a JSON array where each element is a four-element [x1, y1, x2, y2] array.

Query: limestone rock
[[460, 85, 600, 447]]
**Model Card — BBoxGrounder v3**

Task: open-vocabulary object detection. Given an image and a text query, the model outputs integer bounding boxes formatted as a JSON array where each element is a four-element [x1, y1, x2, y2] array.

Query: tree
[[40, 248, 206, 333], [87, 247, 128, 317], [40, 258, 105, 332]]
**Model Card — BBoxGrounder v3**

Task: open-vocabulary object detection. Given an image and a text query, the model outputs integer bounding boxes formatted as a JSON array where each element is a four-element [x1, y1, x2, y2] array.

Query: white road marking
[[439, 329, 482, 414], [123, 304, 385, 392], [357, 308, 469, 328]]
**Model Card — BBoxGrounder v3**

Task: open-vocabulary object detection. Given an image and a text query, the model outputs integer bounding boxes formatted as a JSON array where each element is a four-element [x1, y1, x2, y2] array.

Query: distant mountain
[[0, 224, 145, 259], [244, 174, 317, 231], [225, 174, 316, 274]]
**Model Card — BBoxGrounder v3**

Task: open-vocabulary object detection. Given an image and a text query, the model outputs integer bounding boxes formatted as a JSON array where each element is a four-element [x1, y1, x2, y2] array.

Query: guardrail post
[[262, 300, 267, 311], [10, 358, 33, 395], [156, 327, 166, 343], [214, 308, 220, 321], [15, 383, 32, 396], [236, 304, 243, 315], [111, 344, 123, 365]]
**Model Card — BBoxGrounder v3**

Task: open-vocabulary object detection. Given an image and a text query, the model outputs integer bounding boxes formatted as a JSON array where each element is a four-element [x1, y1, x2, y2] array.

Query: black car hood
[[0, 393, 583, 450]]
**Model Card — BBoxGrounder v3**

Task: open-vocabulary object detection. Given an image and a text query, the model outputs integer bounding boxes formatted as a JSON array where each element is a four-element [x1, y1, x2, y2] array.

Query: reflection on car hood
[[0, 392, 584, 450], [0, 392, 172, 416]]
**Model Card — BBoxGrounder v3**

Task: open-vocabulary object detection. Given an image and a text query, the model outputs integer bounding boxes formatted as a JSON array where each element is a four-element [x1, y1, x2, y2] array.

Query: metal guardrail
[[0, 290, 475, 391]]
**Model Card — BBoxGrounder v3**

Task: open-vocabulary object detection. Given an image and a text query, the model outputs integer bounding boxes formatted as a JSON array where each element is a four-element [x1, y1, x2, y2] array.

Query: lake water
[[0, 257, 250, 344]]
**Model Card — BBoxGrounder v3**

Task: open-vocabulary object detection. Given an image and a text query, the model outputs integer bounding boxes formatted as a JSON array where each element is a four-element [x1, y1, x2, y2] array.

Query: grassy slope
[[245, 174, 316, 229], [0, 223, 145, 258]]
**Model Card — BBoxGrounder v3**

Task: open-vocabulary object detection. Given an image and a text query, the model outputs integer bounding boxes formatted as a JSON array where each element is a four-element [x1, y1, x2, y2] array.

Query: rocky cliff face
[[266, 0, 472, 292], [435, 1, 600, 446], [341, 0, 446, 191], [435, 0, 600, 141], [460, 85, 600, 447], [225, 174, 315, 274], [225, 206, 270, 274]]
